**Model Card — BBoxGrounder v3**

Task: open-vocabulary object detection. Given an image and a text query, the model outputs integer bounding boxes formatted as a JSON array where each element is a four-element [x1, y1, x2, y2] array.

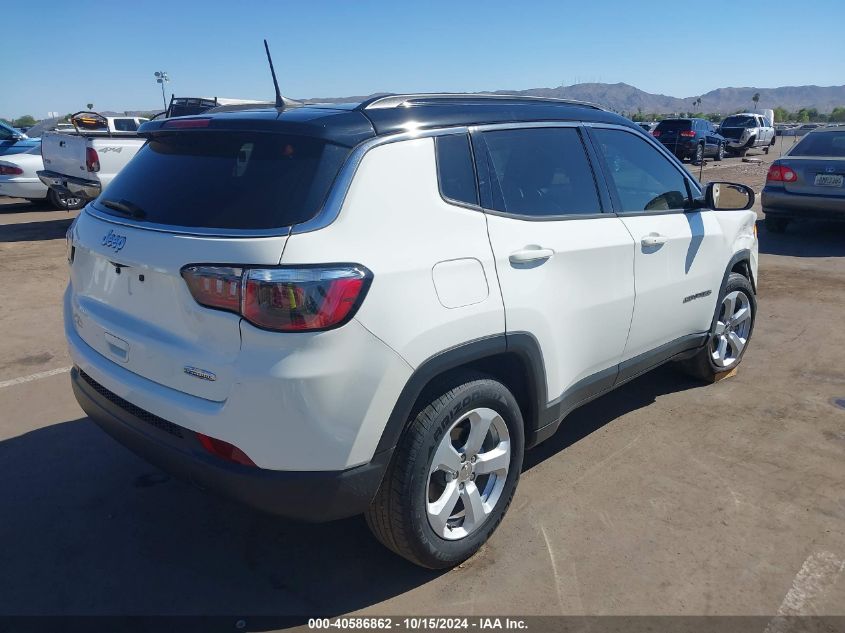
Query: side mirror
[[705, 181, 755, 211]]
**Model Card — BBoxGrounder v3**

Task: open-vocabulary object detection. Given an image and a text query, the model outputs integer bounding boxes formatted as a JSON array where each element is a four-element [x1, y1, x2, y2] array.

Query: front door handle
[[509, 246, 555, 264], [641, 234, 669, 248]]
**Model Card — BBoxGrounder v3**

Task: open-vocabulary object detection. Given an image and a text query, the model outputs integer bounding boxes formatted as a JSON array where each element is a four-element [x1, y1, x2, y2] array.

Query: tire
[[738, 147, 748, 157], [765, 216, 789, 233], [678, 272, 756, 381], [715, 143, 724, 161], [764, 145, 770, 154], [366, 374, 525, 569], [694, 143, 704, 164], [47, 188, 86, 211]]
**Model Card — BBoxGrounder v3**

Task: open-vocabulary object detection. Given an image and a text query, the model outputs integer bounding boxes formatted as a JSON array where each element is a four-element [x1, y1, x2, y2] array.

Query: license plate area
[[814, 174, 843, 187]]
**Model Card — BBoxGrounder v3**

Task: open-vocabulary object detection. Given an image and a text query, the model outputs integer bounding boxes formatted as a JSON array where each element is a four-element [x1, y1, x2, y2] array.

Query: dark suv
[[652, 118, 725, 163]]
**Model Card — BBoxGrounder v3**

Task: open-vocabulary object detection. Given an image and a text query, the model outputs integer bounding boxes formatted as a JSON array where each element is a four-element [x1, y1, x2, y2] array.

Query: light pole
[[154, 71, 170, 110]]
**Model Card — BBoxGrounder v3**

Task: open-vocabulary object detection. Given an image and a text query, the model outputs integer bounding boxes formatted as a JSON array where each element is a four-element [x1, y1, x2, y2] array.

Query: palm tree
[[752, 92, 760, 111]]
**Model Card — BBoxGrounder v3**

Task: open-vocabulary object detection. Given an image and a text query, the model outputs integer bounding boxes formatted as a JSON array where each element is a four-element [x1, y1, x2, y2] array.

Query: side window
[[481, 127, 601, 217], [435, 134, 478, 206], [592, 128, 690, 213]]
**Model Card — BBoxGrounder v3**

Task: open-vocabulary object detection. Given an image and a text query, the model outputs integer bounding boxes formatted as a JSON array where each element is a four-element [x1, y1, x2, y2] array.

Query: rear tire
[[366, 374, 525, 569], [678, 273, 756, 382], [765, 216, 789, 233], [47, 188, 86, 211], [715, 143, 724, 161], [694, 143, 704, 164]]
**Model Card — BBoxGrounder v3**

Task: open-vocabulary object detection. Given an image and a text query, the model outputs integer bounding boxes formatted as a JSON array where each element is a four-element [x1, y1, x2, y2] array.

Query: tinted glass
[[592, 128, 690, 212], [435, 134, 478, 205], [93, 133, 350, 229], [721, 115, 756, 128], [790, 131, 845, 157], [655, 120, 692, 132], [482, 127, 601, 216], [113, 119, 139, 132]]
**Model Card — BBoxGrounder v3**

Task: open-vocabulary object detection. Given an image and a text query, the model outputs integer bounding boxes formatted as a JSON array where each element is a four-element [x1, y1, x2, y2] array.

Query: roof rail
[[358, 93, 606, 111]]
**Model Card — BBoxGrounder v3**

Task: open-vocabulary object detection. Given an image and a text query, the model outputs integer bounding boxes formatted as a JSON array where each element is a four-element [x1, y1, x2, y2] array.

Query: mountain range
[[305, 83, 845, 114]]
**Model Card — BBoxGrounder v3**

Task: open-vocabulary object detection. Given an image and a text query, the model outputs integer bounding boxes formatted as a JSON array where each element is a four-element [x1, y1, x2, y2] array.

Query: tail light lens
[[651, 130, 661, 137], [679, 130, 696, 138], [197, 432, 256, 467], [181, 264, 371, 332], [0, 165, 23, 175], [767, 164, 797, 183], [86, 147, 100, 172]]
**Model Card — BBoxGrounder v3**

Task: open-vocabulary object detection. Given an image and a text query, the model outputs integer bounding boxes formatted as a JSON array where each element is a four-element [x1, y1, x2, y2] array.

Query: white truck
[[718, 110, 776, 157], [37, 111, 149, 202]]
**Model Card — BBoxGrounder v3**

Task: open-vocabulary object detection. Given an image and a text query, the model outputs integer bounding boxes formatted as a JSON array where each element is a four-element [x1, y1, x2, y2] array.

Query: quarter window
[[435, 134, 478, 206], [592, 128, 690, 212], [481, 127, 601, 217]]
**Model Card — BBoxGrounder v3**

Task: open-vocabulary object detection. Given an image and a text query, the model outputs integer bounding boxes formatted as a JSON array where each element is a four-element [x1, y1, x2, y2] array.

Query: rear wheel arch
[[374, 334, 547, 457]]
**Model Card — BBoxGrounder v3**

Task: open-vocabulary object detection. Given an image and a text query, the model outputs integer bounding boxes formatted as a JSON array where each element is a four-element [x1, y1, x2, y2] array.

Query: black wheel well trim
[[373, 332, 548, 456]]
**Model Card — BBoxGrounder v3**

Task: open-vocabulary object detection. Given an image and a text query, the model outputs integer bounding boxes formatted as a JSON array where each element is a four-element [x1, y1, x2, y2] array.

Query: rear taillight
[[86, 147, 100, 172], [181, 264, 371, 332], [181, 266, 243, 312], [679, 130, 696, 138], [651, 130, 661, 137], [163, 118, 211, 129], [0, 165, 23, 175], [767, 164, 797, 183], [197, 432, 256, 466]]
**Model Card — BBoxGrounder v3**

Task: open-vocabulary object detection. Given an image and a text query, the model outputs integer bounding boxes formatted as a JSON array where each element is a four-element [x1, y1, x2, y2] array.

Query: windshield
[[790, 132, 845, 157], [93, 132, 350, 230], [721, 116, 756, 128]]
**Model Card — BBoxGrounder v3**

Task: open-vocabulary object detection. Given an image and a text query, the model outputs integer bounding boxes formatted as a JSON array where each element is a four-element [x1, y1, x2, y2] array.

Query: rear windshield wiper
[[100, 198, 147, 220]]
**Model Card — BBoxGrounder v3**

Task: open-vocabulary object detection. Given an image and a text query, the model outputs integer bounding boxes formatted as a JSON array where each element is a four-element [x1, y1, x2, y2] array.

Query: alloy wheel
[[426, 407, 511, 540], [711, 290, 753, 368]]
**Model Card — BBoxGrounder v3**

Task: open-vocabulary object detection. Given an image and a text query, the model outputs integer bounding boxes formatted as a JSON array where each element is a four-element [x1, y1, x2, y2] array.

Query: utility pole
[[154, 71, 170, 110]]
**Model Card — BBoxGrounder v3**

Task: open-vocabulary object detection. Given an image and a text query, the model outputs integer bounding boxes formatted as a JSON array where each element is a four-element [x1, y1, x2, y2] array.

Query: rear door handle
[[641, 234, 669, 248], [509, 246, 555, 264]]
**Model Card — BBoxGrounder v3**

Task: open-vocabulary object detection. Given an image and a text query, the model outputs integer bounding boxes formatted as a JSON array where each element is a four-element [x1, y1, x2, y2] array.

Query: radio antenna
[[264, 39, 284, 110]]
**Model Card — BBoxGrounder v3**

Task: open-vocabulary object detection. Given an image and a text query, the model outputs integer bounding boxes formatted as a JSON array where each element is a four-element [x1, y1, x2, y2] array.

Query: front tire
[[679, 273, 756, 381], [366, 374, 525, 569]]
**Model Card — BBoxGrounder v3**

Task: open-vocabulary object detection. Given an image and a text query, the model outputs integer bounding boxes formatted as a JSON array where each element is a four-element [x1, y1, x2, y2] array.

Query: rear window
[[93, 133, 350, 230], [654, 120, 692, 132], [113, 118, 139, 132], [721, 116, 756, 128], [790, 131, 845, 157]]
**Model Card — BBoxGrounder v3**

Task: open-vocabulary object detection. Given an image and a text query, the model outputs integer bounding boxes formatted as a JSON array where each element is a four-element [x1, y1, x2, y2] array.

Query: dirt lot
[[1, 140, 843, 623]]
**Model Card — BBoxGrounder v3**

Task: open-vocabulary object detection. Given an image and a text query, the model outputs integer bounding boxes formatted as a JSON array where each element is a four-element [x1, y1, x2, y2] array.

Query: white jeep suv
[[65, 94, 759, 568]]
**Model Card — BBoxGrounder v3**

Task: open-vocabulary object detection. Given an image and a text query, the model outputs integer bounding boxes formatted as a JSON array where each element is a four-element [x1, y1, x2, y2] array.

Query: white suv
[[65, 94, 759, 568]]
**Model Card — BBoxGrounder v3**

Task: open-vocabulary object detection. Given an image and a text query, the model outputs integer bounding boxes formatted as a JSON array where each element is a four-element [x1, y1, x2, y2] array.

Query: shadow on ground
[[524, 364, 700, 470], [757, 218, 845, 257], [0, 218, 73, 242]]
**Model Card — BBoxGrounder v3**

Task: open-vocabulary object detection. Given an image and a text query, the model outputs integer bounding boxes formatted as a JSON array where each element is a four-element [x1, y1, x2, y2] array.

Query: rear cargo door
[[41, 131, 88, 178], [67, 131, 351, 402]]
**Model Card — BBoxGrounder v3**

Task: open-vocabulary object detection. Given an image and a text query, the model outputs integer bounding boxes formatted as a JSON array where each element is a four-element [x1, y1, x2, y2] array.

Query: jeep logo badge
[[101, 230, 126, 253]]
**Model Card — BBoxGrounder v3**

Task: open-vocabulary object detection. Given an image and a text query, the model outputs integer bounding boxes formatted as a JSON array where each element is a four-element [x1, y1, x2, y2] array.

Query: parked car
[[0, 121, 41, 157], [651, 118, 725, 162], [0, 148, 86, 209], [154, 95, 276, 119], [65, 94, 758, 569], [718, 113, 776, 156], [37, 111, 149, 202], [793, 123, 823, 137], [762, 126, 845, 232]]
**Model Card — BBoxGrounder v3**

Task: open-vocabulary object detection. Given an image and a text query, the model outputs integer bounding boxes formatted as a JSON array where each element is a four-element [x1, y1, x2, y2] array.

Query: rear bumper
[[762, 188, 845, 220], [658, 140, 696, 155], [72, 366, 392, 521], [37, 170, 100, 198]]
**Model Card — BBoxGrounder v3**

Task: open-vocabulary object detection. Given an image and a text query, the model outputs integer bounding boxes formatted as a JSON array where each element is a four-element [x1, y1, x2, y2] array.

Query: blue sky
[[3, 0, 843, 119]]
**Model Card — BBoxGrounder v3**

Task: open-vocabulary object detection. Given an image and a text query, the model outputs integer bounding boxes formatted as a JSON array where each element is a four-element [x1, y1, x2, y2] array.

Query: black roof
[[138, 94, 638, 146]]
